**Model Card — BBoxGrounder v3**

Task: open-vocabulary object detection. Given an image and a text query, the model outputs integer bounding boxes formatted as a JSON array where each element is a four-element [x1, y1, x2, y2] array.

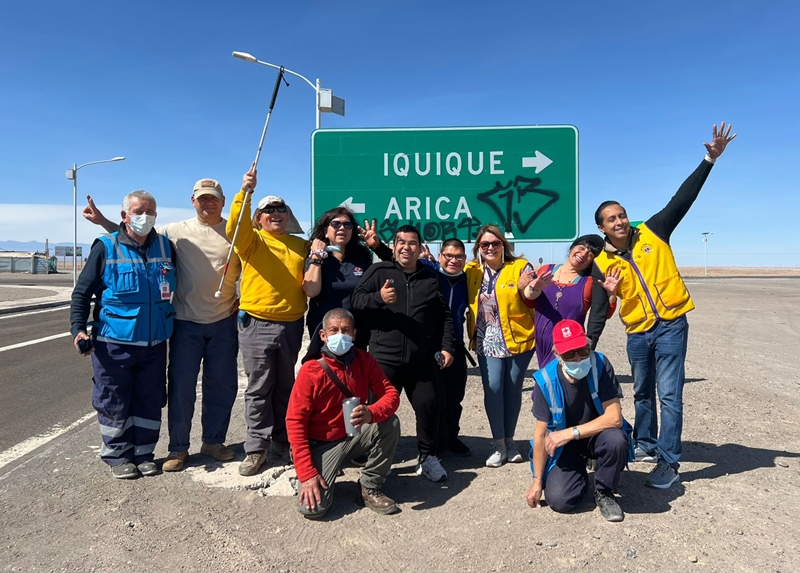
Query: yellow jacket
[[227, 190, 308, 322], [465, 258, 535, 355], [595, 223, 694, 334]]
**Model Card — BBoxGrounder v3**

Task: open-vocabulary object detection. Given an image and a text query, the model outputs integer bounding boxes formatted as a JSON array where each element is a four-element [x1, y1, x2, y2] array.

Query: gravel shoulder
[[1, 278, 798, 572]]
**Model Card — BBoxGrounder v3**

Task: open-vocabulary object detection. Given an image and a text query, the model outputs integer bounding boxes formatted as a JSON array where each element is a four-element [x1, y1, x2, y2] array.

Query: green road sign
[[312, 126, 578, 244]]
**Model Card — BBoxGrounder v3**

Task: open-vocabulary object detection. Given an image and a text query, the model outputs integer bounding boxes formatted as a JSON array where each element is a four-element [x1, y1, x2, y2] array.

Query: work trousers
[[91, 340, 167, 467], [544, 428, 629, 513], [167, 315, 238, 452], [238, 315, 303, 454], [298, 416, 400, 519], [379, 360, 441, 458]]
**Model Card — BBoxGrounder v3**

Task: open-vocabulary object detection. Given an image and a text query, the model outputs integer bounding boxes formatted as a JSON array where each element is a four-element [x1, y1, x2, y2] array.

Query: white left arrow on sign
[[340, 196, 366, 213], [521, 151, 553, 174]]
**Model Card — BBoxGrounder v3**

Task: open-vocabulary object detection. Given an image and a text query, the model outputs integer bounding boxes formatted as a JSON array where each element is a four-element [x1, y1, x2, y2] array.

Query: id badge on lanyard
[[160, 267, 171, 301]]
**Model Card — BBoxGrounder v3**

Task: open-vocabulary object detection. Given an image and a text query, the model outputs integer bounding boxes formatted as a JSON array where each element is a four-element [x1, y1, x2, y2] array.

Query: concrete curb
[[0, 300, 71, 316]]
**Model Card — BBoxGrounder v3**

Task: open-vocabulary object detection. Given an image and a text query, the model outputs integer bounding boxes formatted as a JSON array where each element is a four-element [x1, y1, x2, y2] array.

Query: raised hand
[[703, 122, 737, 160], [518, 270, 535, 292], [83, 195, 104, 224], [358, 219, 380, 249], [420, 243, 435, 262], [531, 270, 553, 292], [242, 162, 258, 193], [599, 267, 621, 295], [380, 279, 396, 305]]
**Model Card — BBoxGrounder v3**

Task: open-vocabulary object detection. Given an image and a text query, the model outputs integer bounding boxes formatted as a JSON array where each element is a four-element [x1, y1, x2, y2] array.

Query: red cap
[[553, 319, 589, 355]]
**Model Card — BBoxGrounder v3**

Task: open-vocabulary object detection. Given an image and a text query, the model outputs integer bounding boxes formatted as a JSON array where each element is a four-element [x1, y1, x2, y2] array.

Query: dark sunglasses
[[262, 205, 287, 214], [561, 347, 591, 361], [329, 220, 353, 230], [479, 240, 502, 250]]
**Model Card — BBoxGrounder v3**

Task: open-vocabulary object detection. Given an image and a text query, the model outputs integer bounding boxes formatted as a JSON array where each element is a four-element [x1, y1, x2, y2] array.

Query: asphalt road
[[0, 273, 76, 288], [0, 307, 93, 451]]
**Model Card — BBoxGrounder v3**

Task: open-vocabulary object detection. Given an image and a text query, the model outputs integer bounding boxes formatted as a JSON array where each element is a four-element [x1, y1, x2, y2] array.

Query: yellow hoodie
[[227, 190, 309, 322]]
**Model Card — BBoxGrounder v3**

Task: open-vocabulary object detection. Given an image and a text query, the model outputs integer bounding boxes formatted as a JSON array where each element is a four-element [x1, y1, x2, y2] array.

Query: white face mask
[[325, 333, 354, 356], [128, 214, 156, 236]]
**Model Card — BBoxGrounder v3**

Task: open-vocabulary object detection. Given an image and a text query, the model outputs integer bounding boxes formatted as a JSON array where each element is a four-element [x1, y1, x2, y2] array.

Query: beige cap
[[192, 178, 223, 199]]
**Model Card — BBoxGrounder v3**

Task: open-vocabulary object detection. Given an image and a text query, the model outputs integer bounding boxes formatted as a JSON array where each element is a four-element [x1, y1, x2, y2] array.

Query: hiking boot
[[415, 455, 448, 482], [201, 442, 236, 462], [359, 483, 398, 515], [162, 451, 188, 472], [506, 440, 523, 463], [594, 489, 624, 522], [137, 461, 158, 476], [645, 459, 680, 489], [270, 440, 292, 464], [634, 445, 658, 463], [111, 462, 138, 480], [239, 451, 267, 476], [485, 449, 507, 468], [448, 438, 471, 457]]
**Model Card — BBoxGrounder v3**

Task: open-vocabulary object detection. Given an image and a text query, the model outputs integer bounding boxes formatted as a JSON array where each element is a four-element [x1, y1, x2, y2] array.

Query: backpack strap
[[317, 358, 354, 399]]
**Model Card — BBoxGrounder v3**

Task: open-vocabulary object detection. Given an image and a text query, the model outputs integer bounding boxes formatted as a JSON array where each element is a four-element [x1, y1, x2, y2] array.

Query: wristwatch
[[572, 426, 581, 440]]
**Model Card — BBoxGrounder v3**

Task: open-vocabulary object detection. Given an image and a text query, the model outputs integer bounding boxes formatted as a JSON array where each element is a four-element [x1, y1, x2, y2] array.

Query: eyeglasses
[[262, 205, 287, 214], [441, 253, 466, 262], [329, 220, 354, 230], [561, 347, 591, 361], [479, 240, 502, 251]]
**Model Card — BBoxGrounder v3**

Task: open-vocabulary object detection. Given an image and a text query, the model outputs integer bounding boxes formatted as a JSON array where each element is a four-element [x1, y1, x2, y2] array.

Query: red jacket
[[286, 349, 400, 482]]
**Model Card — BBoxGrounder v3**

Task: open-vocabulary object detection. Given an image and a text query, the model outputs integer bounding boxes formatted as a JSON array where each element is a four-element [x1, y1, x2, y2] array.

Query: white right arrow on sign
[[521, 151, 553, 174]]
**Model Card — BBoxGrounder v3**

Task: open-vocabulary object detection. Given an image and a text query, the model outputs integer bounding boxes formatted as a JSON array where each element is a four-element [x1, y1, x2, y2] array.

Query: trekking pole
[[215, 67, 289, 298]]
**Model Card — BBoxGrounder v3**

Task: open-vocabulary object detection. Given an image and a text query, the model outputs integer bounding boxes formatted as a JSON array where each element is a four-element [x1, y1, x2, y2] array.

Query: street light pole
[[232, 51, 344, 129], [701, 232, 713, 277], [66, 157, 125, 287]]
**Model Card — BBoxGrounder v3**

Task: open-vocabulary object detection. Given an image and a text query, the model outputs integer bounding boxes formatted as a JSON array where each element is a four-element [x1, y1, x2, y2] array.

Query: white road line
[[0, 306, 69, 321], [0, 332, 71, 352], [0, 412, 95, 471]]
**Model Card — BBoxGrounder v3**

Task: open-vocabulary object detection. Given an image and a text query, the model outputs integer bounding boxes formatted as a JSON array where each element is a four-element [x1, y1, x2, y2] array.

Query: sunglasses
[[329, 220, 354, 230], [262, 205, 287, 214], [561, 347, 591, 361], [442, 253, 466, 261], [479, 240, 503, 251]]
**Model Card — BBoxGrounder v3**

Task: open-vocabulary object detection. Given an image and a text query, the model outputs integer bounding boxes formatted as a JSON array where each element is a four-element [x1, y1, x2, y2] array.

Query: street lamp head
[[233, 51, 258, 63], [112, 156, 125, 162]]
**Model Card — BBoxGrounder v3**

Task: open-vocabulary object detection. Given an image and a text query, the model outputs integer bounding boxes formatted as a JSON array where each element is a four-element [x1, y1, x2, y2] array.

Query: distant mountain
[[0, 240, 93, 255]]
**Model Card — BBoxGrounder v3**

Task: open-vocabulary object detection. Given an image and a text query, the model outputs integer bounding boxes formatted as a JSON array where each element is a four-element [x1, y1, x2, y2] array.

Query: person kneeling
[[287, 308, 401, 519], [526, 319, 632, 522]]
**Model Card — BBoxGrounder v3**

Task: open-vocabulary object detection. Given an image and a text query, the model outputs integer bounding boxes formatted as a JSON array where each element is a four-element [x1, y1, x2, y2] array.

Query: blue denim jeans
[[167, 315, 239, 452], [478, 351, 534, 440], [626, 315, 689, 468]]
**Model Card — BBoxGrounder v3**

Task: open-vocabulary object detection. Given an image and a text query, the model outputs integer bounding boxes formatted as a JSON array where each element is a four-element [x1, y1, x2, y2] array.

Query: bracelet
[[532, 476, 542, 481], [309, 259, 322, 266], [309, 249, 328, 261]]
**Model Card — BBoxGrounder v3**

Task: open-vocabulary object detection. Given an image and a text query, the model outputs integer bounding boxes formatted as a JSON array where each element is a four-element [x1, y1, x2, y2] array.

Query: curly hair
[[309, 207, 371, 260]]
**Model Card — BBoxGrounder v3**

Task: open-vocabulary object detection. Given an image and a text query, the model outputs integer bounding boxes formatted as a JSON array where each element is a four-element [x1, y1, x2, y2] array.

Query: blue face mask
[[325, 333, 353, 356], [439, 266, 463, 277], [561, 357, 592, 379]]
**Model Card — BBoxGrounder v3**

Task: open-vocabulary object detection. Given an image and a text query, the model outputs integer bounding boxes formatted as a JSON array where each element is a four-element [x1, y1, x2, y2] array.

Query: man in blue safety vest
[[70, 190, 176, 479]]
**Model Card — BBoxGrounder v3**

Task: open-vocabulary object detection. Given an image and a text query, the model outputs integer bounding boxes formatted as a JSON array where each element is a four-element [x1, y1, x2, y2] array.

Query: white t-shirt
[[158, 218, 240, 324]]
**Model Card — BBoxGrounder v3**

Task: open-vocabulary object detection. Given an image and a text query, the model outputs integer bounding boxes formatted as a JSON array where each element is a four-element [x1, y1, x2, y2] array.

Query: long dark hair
[[310, 207, 371, 260]]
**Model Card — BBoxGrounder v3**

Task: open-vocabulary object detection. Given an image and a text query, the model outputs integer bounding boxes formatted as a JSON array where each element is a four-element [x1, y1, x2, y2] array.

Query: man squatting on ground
[[287, 308, 401, 518], [351, 224, 456, 483], [527, 319, 632, 522], [83, 179, 241, 471], [593, 122, 736, 489], [71, 190, 176, 479]]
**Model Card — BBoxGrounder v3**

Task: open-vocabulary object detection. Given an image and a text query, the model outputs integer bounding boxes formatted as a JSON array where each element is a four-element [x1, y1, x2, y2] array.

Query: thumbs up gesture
[[380, 279, 396, 304]]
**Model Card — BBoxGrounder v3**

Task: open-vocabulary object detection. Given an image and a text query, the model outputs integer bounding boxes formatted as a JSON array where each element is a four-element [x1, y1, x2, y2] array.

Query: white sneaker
[[415, 455, 448, 482], [485, 449, 507, 468], [506, 441, 523, 463]]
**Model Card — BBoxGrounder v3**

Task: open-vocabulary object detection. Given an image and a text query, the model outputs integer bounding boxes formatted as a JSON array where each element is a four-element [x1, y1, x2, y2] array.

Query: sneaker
[[415, 455, 448, 482], [485, 449, 507, 468], [239, 451, 267, 476], [162, 451, 188, 472], [359, 483, 398, 515], [200, 443, 236, 462], [645, 459, 680, 489], [447, 438, 471, 457], [586, 458, 598, 472], [111, 462, 138, 480], [634, 445, 658, 463], [270, 440, 293, 464], [137, 461, 158, 476], [506, 440, 523, 463], [594, 489, 624, 522]]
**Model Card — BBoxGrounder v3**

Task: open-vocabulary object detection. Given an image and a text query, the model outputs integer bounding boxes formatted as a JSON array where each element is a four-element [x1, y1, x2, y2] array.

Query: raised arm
[[226, 166, 258, 258], [83, 195, 118, 234]]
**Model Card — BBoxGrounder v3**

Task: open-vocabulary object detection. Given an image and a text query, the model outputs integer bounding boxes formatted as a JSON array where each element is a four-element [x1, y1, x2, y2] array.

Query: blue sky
[[1, 1, 798, 266]]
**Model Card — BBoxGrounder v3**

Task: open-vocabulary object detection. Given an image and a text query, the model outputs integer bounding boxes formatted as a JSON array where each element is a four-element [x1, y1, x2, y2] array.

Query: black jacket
[[351, 260, 455, 367]]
